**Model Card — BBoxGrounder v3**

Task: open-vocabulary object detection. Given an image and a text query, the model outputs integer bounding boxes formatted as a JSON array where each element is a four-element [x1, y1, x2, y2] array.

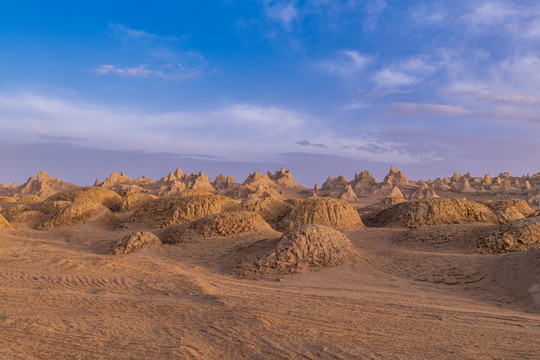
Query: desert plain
[[0, 167, 539, 359]]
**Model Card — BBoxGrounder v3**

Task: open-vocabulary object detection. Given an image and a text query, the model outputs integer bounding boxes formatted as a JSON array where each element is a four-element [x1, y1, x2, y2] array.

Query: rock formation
[[247, 224, 354, 275], [160, 211, 273, 243], [338, 185, 358, 202], [363, 198, 498, 228], [38, 201, 114, 229], [280, 197, 365, 231], [121, 194, 239, 229], [0, 213, 13, 230], [479, 215, 540, 253], [110, 232, 162, 255]]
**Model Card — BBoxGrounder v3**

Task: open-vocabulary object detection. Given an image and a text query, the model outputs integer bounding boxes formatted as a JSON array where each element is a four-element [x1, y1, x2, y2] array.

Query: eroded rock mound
[[121, 194, 239, 229], [42, 187, 122, 212], [38, 201, 113, 229], [16, 195, 45, 204], [38, 200, 72, 215], [478, 200, 534, 224], [10, 210, 46, 224], [479, 215, 540, 253], [280, 197, 364, 231], [161, 211, 273, 244], [240, 196, 293, 224], [363, 198, 498, 228], [246, 224, 354, 275], [1, 204, 32, 221], [119, 188, 158, 212], [110, 232, 162, 254], [0, 213, 13, 230]]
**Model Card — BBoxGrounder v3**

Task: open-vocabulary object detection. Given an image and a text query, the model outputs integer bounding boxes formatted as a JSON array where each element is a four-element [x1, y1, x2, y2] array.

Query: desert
[[3, 2, 540, 358], [0, 168, 539, 359]]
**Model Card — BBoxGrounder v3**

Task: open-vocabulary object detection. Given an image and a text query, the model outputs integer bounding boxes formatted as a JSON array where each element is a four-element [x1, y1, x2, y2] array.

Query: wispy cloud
[[91, 64, 203, 80], [315, 50, 373, 78], [373, 69, 417, 88], [265, 2, 298, 30], [92, 24, 209, 81], [373, 56, 438, 88], [109, 23, 180, 42]]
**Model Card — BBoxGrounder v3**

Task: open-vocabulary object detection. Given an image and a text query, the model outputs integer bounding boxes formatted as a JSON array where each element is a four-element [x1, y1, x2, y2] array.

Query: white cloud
[[91, 64, 203, 80], [265, 2, 298, 30], [92, 24, 208, 81], [315, 50, 373, 78], [0, 92, 315, 160], [0, 91, 457, 165], [462, 2, 517, 27], [373, 69, 417, 88]]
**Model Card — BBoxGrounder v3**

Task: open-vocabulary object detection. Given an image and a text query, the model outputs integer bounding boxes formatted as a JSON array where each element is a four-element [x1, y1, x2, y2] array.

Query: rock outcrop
[[38, 201, 114, 229], [246, 224, 354, 275], [479, 215, 540, 253], [280, 197, 365, 231], [41, 187, 123, 212], [363, 198, 498, 228], [160, 211, 273, 243], [110, 232, 162, 255], [0, 213, 13, 230], [121, 194, 239, 229]]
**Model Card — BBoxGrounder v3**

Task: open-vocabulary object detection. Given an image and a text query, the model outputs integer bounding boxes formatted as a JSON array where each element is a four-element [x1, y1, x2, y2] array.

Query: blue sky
[[1, 0, 540, 185]]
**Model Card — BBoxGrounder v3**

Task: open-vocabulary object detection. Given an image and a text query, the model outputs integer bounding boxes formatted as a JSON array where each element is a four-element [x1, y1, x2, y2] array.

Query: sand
[[0, 216, 537, 359]]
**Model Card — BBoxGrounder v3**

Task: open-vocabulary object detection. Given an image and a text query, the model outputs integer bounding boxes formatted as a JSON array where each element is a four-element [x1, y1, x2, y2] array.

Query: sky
[[1, 0, 540, 186]]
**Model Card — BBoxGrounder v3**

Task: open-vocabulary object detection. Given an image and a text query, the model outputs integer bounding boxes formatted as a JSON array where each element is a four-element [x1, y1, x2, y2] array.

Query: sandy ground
[[0, 221, 539, 359]]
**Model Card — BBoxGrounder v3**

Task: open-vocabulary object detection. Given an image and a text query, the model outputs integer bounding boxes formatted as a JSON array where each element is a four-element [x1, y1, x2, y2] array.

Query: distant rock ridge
[[1, 167, 540, 206]]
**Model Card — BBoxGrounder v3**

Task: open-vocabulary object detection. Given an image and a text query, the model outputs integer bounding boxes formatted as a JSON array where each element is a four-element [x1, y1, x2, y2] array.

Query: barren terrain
[[0, 168, 539, 359]]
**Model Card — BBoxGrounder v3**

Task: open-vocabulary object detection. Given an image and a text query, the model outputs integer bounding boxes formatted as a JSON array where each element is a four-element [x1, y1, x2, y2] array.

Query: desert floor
[[0, 221, 539, 360]]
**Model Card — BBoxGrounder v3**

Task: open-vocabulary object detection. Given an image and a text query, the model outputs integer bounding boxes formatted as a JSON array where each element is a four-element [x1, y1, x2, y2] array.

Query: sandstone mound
[[121, 194, 239, 229], [16, 195, 44, 204], [1, 204, 32, 220], [38, 201, 113, 229], [0, 213, 13, 230], [363, 198, 498, 228], [478, 215, 540, 253], [161, 211, 273, 244], [379, 186, 405, 210], [479, 200, 534, 223], [10, 210, 46, 224], [119, 188, 158, 211], [42, 187, 122, 212], [246, 225, 354, 275], [38, 200, 72, 215], [179, 189, 214, 197], [240, 196, 293, 224], [338, 185, 358, 202], [110, 232, 162, 255], [279, 197, 364, 231]]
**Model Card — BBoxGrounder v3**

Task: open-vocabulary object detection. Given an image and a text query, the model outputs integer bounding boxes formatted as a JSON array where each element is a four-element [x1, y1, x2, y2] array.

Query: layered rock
[[160, 211, 273, 243], [280, 197, 365, 231], [121, 194, 239, 229], [246, 225, 354, 275], [38, 201, 114, 229], [363, 198, 498, 228]]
